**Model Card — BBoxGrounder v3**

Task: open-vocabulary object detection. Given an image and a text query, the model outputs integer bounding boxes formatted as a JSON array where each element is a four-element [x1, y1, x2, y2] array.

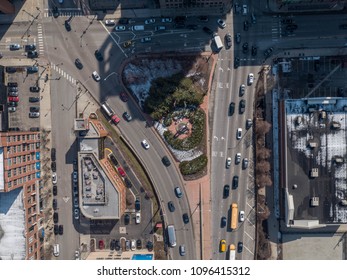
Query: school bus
[[230, 203, 238, 230]]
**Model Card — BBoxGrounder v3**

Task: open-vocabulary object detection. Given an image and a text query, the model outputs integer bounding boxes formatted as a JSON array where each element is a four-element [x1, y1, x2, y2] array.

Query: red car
[[120, 92, 128, 102], [8, 96, 19, 102], [111, 115, 120, 125], [99, 240, 104, 250], [117, 167, 126, 177]]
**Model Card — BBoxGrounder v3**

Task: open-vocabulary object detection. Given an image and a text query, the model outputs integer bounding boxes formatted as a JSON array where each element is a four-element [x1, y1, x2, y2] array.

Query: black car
[[51, 148, 56, 161], [229, 102, 235, 116], [136, 239, 142, 249], [94, 50, 103, 61], [8, 82, 18, 87], [51, 161, 56, 172], [168, 201, 175, 212], [59, 225, 64, 235], [225, 33, 232, 49], [53, 199, 57, 210], [52, 6, 59, 18], [198, 16, 208, 22], [239, 99, 246, 114], [75, 58, 83, 69], [64, 20, 71, 31], [29, 97, 40, 102], [119, 18, 129, 24], [115, 240, 121, 251], [25, 44, 36, 51], [147, 241, 153, 251], [162, 156, 171, 167], [124, 177, 133, 188], [235, 33, 241, 44], [233, 175, 239, 189], [135, 199, 140, 211], [124, 214, 130, 224], [109, 154, 118, 166], [8, 102, 18, 107], [183, 213, 189, 224], [54, 225, 59, 235], [110, 239, 116, 250], [252, 45, 257, 56], [8, 86, 18, 92], [123, 111, 132, 122], [30, 86, 40, 92], [27, 51, 38, 59], [264, 47, 273, 58], [53, 185, 57, 196], [6, 67, 16, 73], [203, 26, 213, 35], [223, 185, 230, 198], [237, 242, 243, 253], [221, 216, 227, 228], [242, 42, 248, 54], [174, 16, 187, 23], [243, 20, 249, 31], [234, 57, 240, 69], [53, 212, 59, 223]]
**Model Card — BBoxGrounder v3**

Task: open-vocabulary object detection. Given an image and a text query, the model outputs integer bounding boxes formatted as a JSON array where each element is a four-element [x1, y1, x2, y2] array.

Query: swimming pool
[[131, 254, 153, 260]]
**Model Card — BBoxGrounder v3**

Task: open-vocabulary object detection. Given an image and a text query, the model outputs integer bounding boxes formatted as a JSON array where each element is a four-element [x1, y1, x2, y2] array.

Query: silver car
[[29, 112, 40, 118]]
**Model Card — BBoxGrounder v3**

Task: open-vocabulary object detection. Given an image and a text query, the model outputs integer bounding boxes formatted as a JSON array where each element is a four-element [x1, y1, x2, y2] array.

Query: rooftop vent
[[310, 197, 319, 207], [310, 168, 319, 178]]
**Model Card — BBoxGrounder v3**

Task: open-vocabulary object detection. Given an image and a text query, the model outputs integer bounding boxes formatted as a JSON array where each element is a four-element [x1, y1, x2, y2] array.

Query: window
[[7, 136, 10, 143], [7, 170, 11, 177], [8, 181, 11, 188], [13, 169, 16, 176], [13, 157, 16, 164], [7, 158, 11, 166], [27, 135, 30, 140], [17, 136, 20, 141], [22, 135, 25, 141], [23, 166, 26, 173], [14, 179, 17, 186], [23, 155, 26, 162]]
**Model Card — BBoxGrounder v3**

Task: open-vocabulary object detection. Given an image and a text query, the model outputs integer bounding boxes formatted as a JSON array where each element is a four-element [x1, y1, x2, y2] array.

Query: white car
[[75, 251, 80, 260], [217, 19, 226, 28], [141, 139, 150, 150], [135, 212, 141, 224], [242, 4, 248, 15], [239, 210, 245, 222], [115, 25, 126, 31], [248, 73, 254, 85], [92, 71, 101, 82], [235, 153, 241, 164], [105, 20, 115, 26], [8, 107, 16, 112], [161, 18, 172, 23], [74, 208, 79, 220], [237, 128, 242, 139], [145, 18, 155, 24], [52, 173, 57, 184], [226, 157, 231, 168], [73, 171, 78, 182], [131, 239, 136, 251]]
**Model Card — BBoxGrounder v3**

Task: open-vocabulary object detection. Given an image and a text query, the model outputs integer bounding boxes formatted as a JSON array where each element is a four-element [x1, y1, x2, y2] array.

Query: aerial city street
[[0, 0, 346, 261]]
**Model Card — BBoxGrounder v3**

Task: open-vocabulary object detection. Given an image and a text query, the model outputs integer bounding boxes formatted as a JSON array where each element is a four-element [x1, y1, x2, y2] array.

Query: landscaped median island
[[123, 55, 213, 178]]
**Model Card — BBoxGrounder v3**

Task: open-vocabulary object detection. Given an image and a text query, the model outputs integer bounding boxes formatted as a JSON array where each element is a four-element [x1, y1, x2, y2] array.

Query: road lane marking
[[244, 231, 254, 241], [100, 21, 128, 58]]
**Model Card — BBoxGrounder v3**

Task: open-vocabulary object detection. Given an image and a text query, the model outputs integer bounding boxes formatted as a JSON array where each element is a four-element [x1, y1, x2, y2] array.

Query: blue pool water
[[132, 254, 153, 260]]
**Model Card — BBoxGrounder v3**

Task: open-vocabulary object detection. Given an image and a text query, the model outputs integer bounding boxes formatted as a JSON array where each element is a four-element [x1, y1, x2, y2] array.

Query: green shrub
[[179, 154, 208, 175]]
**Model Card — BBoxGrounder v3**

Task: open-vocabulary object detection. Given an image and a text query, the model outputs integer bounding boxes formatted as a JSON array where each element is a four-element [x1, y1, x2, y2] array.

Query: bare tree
[[255, 120, 271, 135], [257, 147, 271, 160], [256, 161, 271, 173]]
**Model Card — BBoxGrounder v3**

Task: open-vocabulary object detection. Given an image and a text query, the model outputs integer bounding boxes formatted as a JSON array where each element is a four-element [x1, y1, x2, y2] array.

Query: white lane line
[[245, 231, 254, 241], [99, 21, 128, 58]]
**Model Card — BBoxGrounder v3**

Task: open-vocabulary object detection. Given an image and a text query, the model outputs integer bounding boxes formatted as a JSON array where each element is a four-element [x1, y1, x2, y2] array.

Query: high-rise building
[[0, 131, 44, 260], [0, 0, 15, 14]]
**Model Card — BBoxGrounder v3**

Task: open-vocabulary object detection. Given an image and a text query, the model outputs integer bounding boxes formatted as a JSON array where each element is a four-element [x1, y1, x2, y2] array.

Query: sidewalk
[[267, 0, 345, 13]]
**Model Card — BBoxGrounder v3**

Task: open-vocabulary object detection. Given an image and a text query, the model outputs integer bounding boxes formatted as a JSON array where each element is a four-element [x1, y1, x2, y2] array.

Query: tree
[[257, 147, 271, 160], [255, 120, 271, 135]]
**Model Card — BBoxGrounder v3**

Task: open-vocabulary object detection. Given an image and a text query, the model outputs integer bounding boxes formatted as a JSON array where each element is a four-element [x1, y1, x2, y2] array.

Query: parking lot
[[1, 65, 42, 131]]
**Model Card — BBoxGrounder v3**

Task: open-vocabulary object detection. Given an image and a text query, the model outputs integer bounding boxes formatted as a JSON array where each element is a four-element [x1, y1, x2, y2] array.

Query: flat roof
[[285, 98, 347, 224]]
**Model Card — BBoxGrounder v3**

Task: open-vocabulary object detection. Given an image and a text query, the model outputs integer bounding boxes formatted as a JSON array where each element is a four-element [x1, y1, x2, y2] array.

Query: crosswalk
[[271, 16, 281, 42], [50, 62, 77, 85], [44, 8, 84, 18], [37, 23, 44, 55]]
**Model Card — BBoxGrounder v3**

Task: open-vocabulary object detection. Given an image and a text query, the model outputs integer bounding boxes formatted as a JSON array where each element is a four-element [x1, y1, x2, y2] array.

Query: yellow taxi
[[220, 239, 226, 252]]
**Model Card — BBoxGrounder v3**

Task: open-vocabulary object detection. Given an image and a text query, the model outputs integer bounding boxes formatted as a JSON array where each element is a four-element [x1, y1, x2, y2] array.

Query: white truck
[[229, 244, 236, 260], [213, 35, 224, 52]]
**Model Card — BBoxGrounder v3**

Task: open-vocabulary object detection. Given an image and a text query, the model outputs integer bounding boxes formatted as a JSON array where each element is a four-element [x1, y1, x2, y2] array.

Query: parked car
[[135, 199, 140, 211], [239, 84, 245, 96], [51, 161, 56, 172], [223, 185, 230, 198], [73, 171, 78, 182], [6, 67, 16, 73], [52, 173, 57, 184], [8, 96, 19, 102], [119, 92, 128, 102], [115, 25, 126, 31], [141, 139, 150, 150], [53, 212, 59, 223], [198, 16, 208, 22], [242, 158, 249, 169], [30, 86, 40, 92], [54, 224, 59, 235], [237, 241, 243, 253], [8, 91, 19, 97], [217, 19, 226, 28], [124, 214, 130, 224], [29, 112, 39, 118], [8, 107, 16, 112], [242, 42, 249, 53], [119, 18, 129, 24], [168, 201, 175, 212], [74, 208, 79, 220], [117, 167, 126, 177], [246, 119, 253, 129], [136, 239, 142, 249], [27, 51, 38, 58], [221, 216, 227, 227], [8, 82, 18, 87], [162, 156, 171, 166], [182, 213, 189, 224], [99, 240, 105, 250], [59, 225, 63, 235], [29, 97, 40, 102], [220, 239, 227, 252], [25, 44, 36, 51], [203, 26, 213, 35], [27, 66, 39, 73], [248, 73, 254, 85], [131, 239, 136, 251], [115, 240, 121, 251], [235, 32, 241, 44], [30, 107, 40, 113], [145, 18, 155, 24], [10, 44, 20, 50], [146, 241, 153, 251], [161, 17, 172, 23], [75, 58, 83, 69], [53, 185, 57, 196], [234, 57, 240, 69], [135, 212, 141, 224], [94, 49, 103, 61], [105, 19, 116, 26], [8, 102, 18, 107], [53, 199, 57, 210], [239, 210, 245, 222]]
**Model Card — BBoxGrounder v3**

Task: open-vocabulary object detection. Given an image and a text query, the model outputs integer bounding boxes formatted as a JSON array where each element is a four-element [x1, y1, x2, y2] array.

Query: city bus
[[230, 203, 238, 230], [167, 225, 176, 247]]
